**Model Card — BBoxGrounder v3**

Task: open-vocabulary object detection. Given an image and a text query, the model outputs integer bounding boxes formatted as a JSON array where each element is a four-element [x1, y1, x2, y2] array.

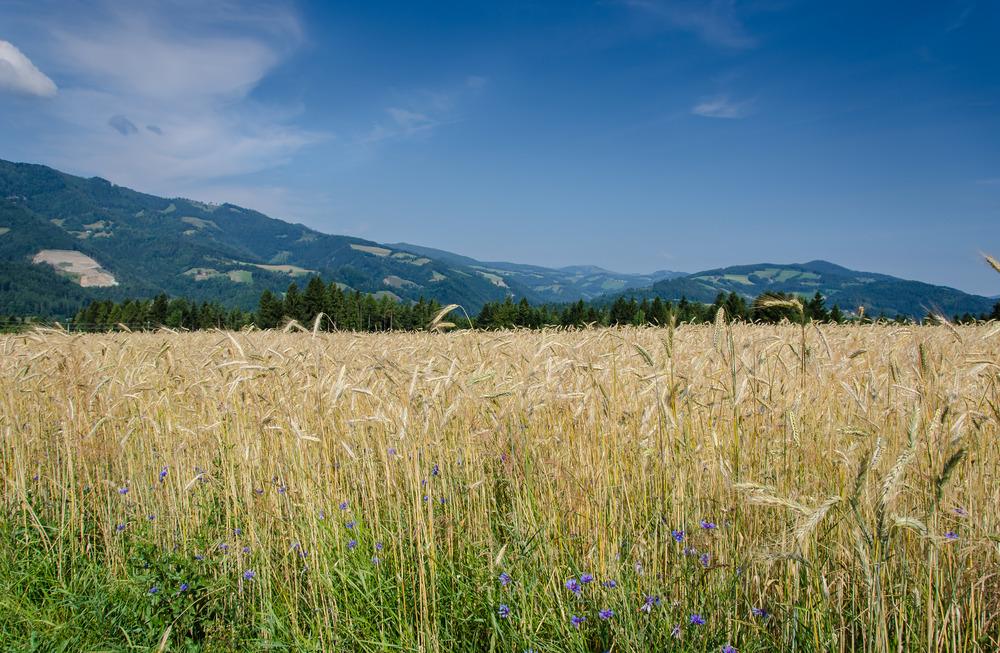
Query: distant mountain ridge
[[388, 242, 685, 302], [599, 260, 996, 320], [0, 157, 995, 321]]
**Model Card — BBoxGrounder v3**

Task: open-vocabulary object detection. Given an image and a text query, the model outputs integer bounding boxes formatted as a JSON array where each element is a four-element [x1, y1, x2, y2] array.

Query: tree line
[[21, 279, 1000, 333]]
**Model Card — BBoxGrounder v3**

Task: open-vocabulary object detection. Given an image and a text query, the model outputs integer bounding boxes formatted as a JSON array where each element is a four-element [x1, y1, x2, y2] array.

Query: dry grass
[[1, 322, 998, 651]]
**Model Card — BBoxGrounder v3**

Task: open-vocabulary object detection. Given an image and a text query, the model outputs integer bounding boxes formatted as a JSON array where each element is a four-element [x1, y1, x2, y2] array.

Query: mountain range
[[0, 158, 996, 321]]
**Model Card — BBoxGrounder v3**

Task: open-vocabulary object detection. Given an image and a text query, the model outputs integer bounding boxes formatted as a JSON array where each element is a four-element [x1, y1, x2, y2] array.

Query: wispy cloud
[[623, 0, 755, 49], [386, 108, 438, 136], [359, 77, 486, 146], [0, 40, 57, 98], [692, 95, 752, 118], [977, 178, 1000, 185], [13, 0, 326, 196]]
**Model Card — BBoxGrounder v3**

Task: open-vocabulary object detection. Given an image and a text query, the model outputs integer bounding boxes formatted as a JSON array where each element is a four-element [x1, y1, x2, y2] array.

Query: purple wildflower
[[671, 530, 685, 542], [602, 580, 617, 588], [751, 606, 769, 618], [347, 540, 357, 549], [179, 583, 189, 592], [243, 570, 255, 580], [640, 595, 660, 613], [689, 613, 705, 625], [721, 646, 737, 653], [149, 586, 160, 594], [700, 553, 711, 567], [339, 501, 348, 510], [499, 572, 512, 586], [565, 578, 581, 594], [375, 542, 383, 551], [497, 604, 510, 618], [700, 520, 716, 530], [571, 614, 585, 627], [944, 531, 959, 539], [599, 609, 614, 620], [580, 573, 594, 584]]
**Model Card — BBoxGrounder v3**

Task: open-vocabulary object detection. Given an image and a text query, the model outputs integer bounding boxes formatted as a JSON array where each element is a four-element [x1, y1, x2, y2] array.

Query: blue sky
[[1, 0, 998, 295]]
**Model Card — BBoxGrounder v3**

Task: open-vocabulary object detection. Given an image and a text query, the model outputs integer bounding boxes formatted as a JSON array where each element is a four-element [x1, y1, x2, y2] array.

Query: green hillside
[[0, 160, 519, 318]]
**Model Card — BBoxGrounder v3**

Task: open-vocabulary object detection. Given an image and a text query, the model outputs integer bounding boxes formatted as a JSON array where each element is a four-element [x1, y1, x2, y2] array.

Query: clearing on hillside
[[32, 249, 117, 287]]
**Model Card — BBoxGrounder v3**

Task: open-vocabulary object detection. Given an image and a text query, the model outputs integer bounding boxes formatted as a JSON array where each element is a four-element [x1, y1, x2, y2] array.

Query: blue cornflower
[[944, 531, 959, 539], [671, 530, 685, 542], [339, 501, 348, 510], [388, 448, 396, 455], [565, 578, 581, 594], [149, 586, 160, 594], [347, 540, 357, 549], [219, 543, 229, 551], [499, 572, 512, 586], [689, 613, 705, 625], [116, 524, 125, 531], [432, 464, 440, 475], [599, 608, 614, 620], [721, 646, 737, 653], [242, 547, 251, 553], [375, 542, 383, 551], [346, 521, 355, 529], [179, 583, 189, 592], [700, 520, 716, 530], [700, 553, 710, 567], [751, 606, 769, 618], [602, 580, 617, 588], [371, 556, 380, 565], [580, 573, 594, 584], [119, 487, 128, 494], [497, 604, 510, 618], [640, 595, 660, 613], [195, 554, 205, 560], [243, 570, 255, 580], [571, 614, 585, 626]]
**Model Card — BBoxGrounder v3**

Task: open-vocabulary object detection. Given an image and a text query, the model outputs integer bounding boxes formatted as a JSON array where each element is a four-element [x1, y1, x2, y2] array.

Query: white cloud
[[16, 0, 326, 194], [692, 95, 752, 118], [623, 0, 755, 49], [0, 40, 57, 98]]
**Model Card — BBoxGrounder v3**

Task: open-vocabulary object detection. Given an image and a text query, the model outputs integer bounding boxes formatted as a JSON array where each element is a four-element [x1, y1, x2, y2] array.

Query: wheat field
[[1, 322, 998, 652]]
